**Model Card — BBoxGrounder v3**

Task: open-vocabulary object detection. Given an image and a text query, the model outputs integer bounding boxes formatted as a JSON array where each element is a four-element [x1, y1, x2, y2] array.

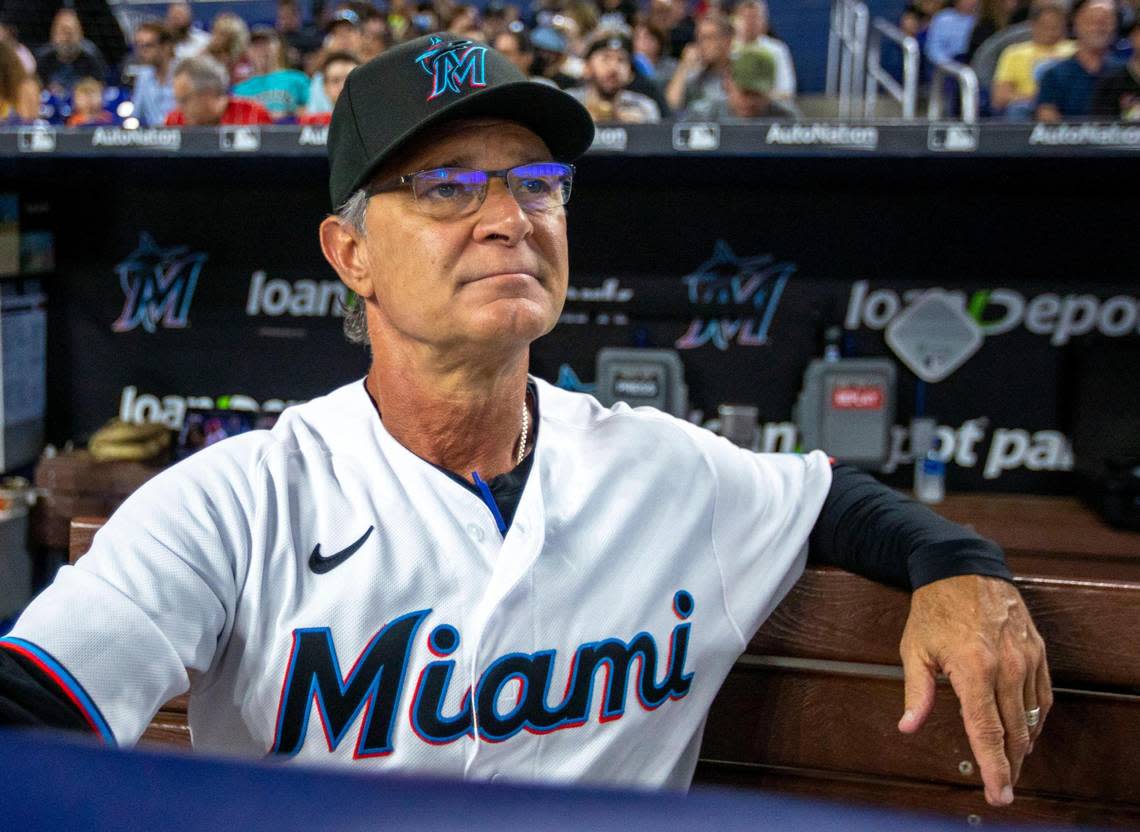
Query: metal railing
[[863, 18, 919, 120], [826, 0, 869, 119], [928, 60, 980, 123]]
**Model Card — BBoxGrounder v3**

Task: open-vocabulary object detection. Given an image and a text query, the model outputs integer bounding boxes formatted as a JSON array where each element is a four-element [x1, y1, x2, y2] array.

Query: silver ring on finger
[[1025, 707, 1041, 728]]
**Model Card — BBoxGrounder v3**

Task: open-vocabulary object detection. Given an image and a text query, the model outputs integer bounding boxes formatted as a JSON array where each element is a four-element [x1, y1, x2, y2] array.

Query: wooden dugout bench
[[69, 504, 1140, 827]]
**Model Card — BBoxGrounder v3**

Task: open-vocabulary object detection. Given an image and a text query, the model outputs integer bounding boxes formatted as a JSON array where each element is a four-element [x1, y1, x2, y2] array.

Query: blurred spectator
[[66, 75, 113, 126], [632, 18, 677, 85], [900, 3, 932, 39], [298, 50, 360, 124], [568, 33, 661, 123], [15, 73, 40, 122], [308, 9, 363, 114], [34, 8, 107, 97], [562, 1, 601, 43], [1036, 0, 1121, 121], [481, 2, 517, 45], [926, 0, 979, 65], [531, 26, 579, 88], [448, 5, 483, 40], [1092, 16, 1140, 118], [359, 7, 391, 61], [732, 0, 797, 102], [665, 13, 734, 114], [233, 26, 309, 120], [131, 21, 178, 128], [493, 26, 535, 75], [967, 0, 1031, 59], [647, 0, 696, 60], [0, 39, 24, 123], [682, 45, 800, 120], [207, 12, 254, 85], [277, 0, 322, 69], [991, 0, 1073, 119], [0, 22, 34, 75], [166, 2, 210, 61], [408, 3, 442, 36], [165, 54, 273, 126], [598, 0, 638, 30], [887, 4, 933, 84]]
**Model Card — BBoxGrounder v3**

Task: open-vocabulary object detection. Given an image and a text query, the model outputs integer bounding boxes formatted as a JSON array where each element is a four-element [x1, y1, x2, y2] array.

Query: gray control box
[[595, 348, 688, 418], [794, 357, 896, 468]]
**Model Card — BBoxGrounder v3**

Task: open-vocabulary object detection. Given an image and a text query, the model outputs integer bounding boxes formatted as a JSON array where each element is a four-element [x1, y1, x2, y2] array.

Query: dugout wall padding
[[10, 150, 1139, 493]]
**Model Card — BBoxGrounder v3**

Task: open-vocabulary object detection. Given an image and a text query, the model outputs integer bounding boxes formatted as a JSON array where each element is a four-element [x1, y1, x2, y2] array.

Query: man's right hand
[[678, 42, 703, 74]]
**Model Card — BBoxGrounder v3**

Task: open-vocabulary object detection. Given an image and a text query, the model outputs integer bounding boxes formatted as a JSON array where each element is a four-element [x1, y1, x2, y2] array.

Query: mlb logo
[[928, 125, 979, 152], [220, 127, 262, 152], [18, 127, 56, 153], [673, 123, 720, 152]]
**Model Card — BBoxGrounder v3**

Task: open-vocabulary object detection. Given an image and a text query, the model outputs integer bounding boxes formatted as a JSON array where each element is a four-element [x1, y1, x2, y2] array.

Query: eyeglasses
[[364, 162, 575, 219]]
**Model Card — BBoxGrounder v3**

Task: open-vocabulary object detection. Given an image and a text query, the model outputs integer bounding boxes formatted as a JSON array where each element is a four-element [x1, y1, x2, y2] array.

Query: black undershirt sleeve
[[0, 646, 90, 731], [807, 463, 1014, 590]]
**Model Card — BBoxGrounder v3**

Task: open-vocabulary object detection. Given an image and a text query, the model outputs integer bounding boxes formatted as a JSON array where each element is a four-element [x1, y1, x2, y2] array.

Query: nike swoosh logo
[[308, 526, 374, 574]]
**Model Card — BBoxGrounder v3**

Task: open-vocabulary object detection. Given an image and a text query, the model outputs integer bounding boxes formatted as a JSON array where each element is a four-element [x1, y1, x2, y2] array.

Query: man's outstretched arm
[[807, 463, 1052, 807]]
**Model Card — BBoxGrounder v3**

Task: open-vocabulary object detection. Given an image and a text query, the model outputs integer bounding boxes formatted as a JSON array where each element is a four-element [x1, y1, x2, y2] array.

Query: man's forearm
[[807, 463, 1013, 590]]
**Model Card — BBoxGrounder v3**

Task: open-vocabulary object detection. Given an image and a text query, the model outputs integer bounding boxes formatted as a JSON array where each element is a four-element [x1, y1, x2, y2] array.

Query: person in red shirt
[[297, 50, 359, 125], [165, 53, 272, 126]]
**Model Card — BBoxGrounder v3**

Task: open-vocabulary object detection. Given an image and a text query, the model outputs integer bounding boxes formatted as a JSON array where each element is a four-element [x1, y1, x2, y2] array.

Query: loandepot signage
[[119, 386, 304, 429], [703, 416, 1071, 481], [846, 281, 1140, 346]]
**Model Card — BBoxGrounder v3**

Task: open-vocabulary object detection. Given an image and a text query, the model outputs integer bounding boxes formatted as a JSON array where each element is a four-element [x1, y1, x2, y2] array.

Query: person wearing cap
[[681, 46, 799, 121], [308, 8, 364, 115], [0, 32, 1050, 812], [233, 26, 310, 120], [528, 25, 580, 89], [567, 32, 661, 123]]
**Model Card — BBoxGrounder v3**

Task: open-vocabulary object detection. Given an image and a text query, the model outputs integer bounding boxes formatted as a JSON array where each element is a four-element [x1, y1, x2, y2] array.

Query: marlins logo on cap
[[326, 31, 595, 209], [416, 37, 489, 100]]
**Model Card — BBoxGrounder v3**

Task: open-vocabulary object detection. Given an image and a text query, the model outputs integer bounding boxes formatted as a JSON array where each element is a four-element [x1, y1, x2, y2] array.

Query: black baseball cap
[[327, 32, 595, 209], [584, 33, 632, 60]]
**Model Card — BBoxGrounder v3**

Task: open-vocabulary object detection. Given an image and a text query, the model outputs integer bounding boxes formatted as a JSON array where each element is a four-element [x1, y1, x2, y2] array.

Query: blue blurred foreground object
[[0, 730, 1054, 832]]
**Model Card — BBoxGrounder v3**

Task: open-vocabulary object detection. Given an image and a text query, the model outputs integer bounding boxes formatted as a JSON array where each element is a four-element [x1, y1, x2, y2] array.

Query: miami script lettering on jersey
[[270, 591, 696, 758]]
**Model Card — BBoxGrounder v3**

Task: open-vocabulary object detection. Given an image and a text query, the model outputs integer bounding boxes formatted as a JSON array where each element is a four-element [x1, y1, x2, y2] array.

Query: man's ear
[[319, 215, 375, 300]]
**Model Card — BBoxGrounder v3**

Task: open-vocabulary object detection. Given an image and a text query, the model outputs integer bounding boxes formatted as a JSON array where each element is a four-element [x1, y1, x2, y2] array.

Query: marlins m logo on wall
[[416, 37, 487, 100], [112, 233, 208, 333]]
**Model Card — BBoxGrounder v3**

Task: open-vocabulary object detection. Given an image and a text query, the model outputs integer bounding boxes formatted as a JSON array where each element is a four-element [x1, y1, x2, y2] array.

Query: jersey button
[[490, 772, 503, 783], [466, 523, 485, 542]]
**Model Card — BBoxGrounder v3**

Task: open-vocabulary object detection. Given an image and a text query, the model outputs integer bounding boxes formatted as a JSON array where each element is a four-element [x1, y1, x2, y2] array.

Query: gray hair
[[335, 189, 370, 346], [172, 54, 229, 95]]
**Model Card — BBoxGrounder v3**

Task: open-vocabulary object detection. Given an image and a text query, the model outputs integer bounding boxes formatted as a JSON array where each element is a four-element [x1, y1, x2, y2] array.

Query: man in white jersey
[[0, 33, 1049, 808]]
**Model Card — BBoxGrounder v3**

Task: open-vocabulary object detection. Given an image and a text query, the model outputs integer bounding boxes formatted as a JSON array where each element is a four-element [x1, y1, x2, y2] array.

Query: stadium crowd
[[0, 0, 1136, 129]]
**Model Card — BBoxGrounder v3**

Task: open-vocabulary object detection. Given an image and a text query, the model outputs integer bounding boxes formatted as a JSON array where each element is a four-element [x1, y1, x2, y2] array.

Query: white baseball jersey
[[7, 378, 831, 789]]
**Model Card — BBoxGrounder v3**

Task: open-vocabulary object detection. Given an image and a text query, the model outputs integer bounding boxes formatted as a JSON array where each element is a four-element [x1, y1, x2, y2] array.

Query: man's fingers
[[899, 648, 937, 734], [1029, 644, 1054, 752], [995, 654, 1031, 786], [949, 665, 1014, 806]]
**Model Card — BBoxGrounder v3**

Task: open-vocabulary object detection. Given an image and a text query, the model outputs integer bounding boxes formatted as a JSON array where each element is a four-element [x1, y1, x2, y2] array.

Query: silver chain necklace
[[516, 398, 529, 467]]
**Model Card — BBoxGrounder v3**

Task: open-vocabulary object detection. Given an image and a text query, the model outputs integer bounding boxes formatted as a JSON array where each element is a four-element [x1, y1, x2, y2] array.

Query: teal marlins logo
[[113, 233, 207, 333], [416, 37, 487, 101]]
